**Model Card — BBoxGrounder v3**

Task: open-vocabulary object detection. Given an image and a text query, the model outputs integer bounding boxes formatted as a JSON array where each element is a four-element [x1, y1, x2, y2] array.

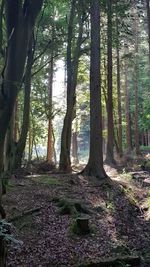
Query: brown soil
[[3, 165, 150, 267]]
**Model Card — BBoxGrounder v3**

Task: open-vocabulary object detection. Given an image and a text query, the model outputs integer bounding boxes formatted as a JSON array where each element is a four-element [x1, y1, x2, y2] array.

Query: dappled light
[[0, 0, 150, 266]]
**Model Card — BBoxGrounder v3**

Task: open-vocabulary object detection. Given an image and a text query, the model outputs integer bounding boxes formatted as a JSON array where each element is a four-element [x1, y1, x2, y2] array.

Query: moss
[[120, 173, 132, 181], [31, 175, 63, 186], [59, 202, 77, 216], [53, 197, 89, 216], [13, 215, 33, 230], [145, 161, 150, 169], [113, 244, 131, 256]]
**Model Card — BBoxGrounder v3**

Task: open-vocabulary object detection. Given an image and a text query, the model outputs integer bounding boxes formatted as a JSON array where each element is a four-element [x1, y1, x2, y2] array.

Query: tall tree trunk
[[3, 114, 15, 173], [146, 0, 150, 61], [47, 53, 54, 163], [12, 36, 34, 169], [0, 0, 4, 56], [28, 122, 32, 163], [133, 3, 140, 155], [116, 16, 122, 157], [72, 116, 79, 165], [0, 0, 43, 212], [105, 0, 116, 165], [72, 132, 78, 164], [13, 99, 19, 142], [81, 0, 108, 180], [125, 58, 132, 153], [59, 0, 83, 171]]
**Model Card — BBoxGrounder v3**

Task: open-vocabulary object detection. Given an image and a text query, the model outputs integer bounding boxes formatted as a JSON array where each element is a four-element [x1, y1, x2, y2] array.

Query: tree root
[[77, 255, 141, 267]]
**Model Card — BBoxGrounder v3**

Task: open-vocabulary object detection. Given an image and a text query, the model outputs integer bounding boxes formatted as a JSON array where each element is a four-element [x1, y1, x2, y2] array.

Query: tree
[[105, 0, 116, 165], [0, 0, 43, 207], [124, 50, 132, 153], [146, 0, 150, 61], [47, 17, 55, 164], [116, 11, 122, 157], [81, 0, 108, 179], [132, 2, 140, 155], [12, 35, 34, 169], [59, 0, 85, 171]]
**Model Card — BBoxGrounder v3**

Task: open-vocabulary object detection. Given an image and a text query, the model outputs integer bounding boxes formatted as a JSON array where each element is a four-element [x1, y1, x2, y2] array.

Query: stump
[[72, 217, 90, 235]]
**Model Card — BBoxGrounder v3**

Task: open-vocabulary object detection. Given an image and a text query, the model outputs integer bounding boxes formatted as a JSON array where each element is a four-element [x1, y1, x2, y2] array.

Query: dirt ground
[[3, 164, 150, 267]]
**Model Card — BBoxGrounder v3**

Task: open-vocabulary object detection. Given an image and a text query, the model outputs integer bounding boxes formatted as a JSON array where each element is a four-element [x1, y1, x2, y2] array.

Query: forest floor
[[3, 158, 150, 267]]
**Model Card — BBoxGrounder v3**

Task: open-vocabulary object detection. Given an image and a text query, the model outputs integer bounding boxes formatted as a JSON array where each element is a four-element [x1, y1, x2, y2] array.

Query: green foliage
[[53, 197, 89, 216]]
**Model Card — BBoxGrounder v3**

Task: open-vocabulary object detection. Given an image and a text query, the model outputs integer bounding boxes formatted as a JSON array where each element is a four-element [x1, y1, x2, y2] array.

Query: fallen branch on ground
[[8, 207, 42, 222], [77, 255, 141, 267]]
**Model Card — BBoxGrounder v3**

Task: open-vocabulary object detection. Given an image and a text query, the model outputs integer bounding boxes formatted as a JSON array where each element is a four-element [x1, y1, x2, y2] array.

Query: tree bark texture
[[0, 0, 43, 202], [81, 0, 108, 179], [105, 0, 115, 165], [59, 0, 83, 171], [116, 16, 122, 157], [133, 3, 140, 155], [124, 58, 132, 153], [13, 36, 34, 169], [146, 0, 150, 62], [47, 20, 55, 164]]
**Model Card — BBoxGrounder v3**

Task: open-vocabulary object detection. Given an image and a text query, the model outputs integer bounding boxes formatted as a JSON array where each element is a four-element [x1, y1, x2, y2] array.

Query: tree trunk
[[0, 0, 4, 56], [59, 0, 83, 172], [133, 3, 140, 155], [81, 0, 108, 180], [116, 17, 122, 157], [72, 115, 79, 166], [28, 122, 32, 163], [13, 98, 19, 142], [0, 0, 43, 202], [13, 36, 34, 169], [124, 58, 132, 153], [47, 55, 54, 163], [146, 0, 150, 61], [72, 131, 78, 164], [105, 0, 116, 165]]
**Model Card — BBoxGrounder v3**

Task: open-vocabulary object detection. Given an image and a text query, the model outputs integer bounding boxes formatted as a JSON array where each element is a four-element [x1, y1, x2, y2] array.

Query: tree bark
[[12, 36, 34, 169], [47, 37, 54, 163], [124, 57, 132, 153], [59, 0, 83, 172], [81, 0, 108, 180], [133, 3, 140, 155], [13, 98, 19, 142], [116, 16, 122, 157], [0, 0, 4, 56], [72, 116, 79, 165], [105, 0, 116, 165], [146, 0, 150, 61], [0, 0, 43, 203]]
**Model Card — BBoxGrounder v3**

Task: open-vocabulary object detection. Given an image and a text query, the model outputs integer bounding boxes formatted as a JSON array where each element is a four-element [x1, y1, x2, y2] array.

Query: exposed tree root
[[78, 255, 141, 267]]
